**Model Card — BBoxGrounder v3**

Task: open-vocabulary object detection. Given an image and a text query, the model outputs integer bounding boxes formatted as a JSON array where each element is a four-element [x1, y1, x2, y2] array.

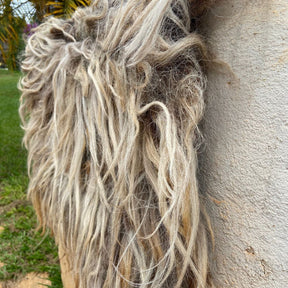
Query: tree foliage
[[46, 0, 91, 19], [0, 0, 91, 70], [0, 0, 26, 70]]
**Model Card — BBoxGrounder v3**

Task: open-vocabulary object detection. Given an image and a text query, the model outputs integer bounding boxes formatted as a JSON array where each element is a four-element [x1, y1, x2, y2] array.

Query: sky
[[11, 0, 35, 22]]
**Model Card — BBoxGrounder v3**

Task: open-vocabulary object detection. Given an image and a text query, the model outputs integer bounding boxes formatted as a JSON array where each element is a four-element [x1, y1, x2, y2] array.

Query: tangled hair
[[19, 0, 212, 287]]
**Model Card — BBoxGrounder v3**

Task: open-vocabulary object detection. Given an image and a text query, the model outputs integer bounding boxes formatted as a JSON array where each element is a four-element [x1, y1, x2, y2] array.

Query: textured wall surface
[[199, 1, 288, 287]]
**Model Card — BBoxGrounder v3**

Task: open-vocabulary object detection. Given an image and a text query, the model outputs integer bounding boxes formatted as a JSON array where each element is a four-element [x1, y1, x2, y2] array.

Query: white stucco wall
[[199, 1, 288, 287]]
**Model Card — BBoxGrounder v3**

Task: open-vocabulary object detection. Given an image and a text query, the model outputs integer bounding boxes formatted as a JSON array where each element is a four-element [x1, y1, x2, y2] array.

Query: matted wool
[[19, 0, 213, 287]]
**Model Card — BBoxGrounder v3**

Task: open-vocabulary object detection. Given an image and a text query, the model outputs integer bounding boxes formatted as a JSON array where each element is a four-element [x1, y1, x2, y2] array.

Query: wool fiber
[[19, 0, 212, 287]]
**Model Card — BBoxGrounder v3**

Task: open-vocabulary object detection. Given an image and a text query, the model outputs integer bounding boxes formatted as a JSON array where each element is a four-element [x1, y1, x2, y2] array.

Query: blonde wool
[[20, 0, 211, 287]]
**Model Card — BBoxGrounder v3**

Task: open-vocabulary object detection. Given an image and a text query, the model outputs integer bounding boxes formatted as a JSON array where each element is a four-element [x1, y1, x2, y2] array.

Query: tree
[[0, 0, 26, 70], [29, 0, 47, 22], [46, 0, 91, 18], [0, 0, 91, 70]]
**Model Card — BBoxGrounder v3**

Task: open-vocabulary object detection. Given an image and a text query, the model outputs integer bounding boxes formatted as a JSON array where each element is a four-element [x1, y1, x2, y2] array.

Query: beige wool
[[19, 0, 212, 287]]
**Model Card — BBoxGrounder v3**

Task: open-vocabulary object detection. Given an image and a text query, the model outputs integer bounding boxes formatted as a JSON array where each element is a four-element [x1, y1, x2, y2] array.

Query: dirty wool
[[19, 0, 212, 287]]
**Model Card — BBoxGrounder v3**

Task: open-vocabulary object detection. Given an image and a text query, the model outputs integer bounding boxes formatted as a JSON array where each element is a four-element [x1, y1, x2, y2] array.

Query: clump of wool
[[19, 0, 213, 287]]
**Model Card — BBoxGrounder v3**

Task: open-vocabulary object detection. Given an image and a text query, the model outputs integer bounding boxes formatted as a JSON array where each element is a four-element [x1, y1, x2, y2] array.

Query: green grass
[[0, 70, 26, 180], [0, 69, 62, 287]]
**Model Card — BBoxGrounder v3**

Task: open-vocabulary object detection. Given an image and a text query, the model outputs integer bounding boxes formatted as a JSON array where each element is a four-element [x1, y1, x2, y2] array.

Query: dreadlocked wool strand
[[19, 0, 211, 287]]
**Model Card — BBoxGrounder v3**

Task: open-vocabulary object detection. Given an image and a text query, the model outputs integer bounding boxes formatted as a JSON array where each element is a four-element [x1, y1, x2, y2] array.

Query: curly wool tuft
[[20, 0, 212, 287]]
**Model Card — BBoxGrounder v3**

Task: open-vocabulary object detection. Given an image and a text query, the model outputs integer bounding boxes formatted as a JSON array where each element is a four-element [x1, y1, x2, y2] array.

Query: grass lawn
[[0, 69, 62, 287]]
